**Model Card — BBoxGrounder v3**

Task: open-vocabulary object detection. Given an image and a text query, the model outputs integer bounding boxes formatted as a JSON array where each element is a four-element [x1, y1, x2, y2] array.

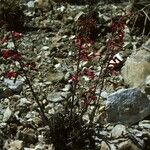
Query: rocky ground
[[0, 0, 150, 150]]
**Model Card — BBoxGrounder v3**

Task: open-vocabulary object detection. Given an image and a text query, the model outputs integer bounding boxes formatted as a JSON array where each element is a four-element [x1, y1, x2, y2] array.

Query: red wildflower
[[71, 74, 78, 83], [12, 31, 22, 40], [83, 69, 95, 80], [2, 49, 21, 61], [80, 51, 89, 61], [82, 87, 97, 106], [26, 62, 36, 70], [12, 52, 21, 61], [6, 71, 17, 79], [75, 36, 85, 49], [2, 49, 14, 59], [112, 22, 125, 32], [106, 40, 115, 50], [118, 32, 124, 39], [84, 94, 97, 106]]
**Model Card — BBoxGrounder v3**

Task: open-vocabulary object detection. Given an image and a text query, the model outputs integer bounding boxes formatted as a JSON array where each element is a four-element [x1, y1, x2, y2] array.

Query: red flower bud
[[12, 31, 22, 40], [12, 53, 21, 61], [83, 69, 95, 80], [6, 71, 17, 79], [71, 74, 78, 83], [2, 49, 14, 59]]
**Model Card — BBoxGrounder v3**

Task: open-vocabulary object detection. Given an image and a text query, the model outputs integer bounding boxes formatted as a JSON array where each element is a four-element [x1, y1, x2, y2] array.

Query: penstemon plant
[[0, 7, 127, 149], [0, 30, 50, 125]]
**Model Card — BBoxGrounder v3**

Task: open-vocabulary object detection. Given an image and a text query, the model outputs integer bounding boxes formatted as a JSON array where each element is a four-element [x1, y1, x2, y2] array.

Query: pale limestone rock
[[121, 49, 150, 89], [111, 124, 127, 138], [3, 107, 13, 122], [9, 140, 23, 150]]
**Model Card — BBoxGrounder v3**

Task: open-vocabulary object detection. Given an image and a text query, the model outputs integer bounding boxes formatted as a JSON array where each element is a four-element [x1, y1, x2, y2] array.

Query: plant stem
[[11, 32, 49, 125], [70, 46, 81, 123]]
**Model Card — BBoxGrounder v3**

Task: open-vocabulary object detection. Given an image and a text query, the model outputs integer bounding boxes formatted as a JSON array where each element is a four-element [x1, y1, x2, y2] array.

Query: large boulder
[[121, 49, 150, 89], [106, 88, 150, 125]]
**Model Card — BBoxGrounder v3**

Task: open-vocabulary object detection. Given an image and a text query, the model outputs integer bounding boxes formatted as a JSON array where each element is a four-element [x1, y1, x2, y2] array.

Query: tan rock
[[118, 139, 141, 150], [46, 72, 64, 83], [35, 0, 53, 10], [100, 141, 109, 150], [121, 49, 150, 89], [9, 140, 23, 150]]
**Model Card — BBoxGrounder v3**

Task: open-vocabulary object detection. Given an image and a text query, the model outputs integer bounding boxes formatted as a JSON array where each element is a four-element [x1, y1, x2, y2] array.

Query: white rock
[[7, 42, 15, 48], [0, 122, 7, 128], [42, 46, 49, 50], [57, 6, 65, 12], [35, 143, 45, 150], [19, 98, 31, 106], [27, 1, 35, 8], [3, 78, 24, 92], [62, 84, 71, 92], [47, 92, 71, 102], [74, 11, 84, 21], [111, 124, 127, 138], [64, 72, 71, 80], [54, 63, 61, 69], [139, 120, 150, 129], [3, 107, 13, 122], [24, 148, 34, 150], [69, 35, 76, 40], [38, 135, 44, 143], [100, 91, 109, 99], [25, 11, 35, 17]]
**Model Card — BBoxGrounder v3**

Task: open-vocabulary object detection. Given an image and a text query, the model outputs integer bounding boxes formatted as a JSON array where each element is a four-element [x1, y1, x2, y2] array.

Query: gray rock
[[26, 1, 35, 8], [142, 38, 150, 51], [47, 92, 71, 103], [61, 84, 71, 92], [111, 124, 127, 138], [19, 98, 31, 106], [3, 78, 24, 93], [106, 88, 150, 125]]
